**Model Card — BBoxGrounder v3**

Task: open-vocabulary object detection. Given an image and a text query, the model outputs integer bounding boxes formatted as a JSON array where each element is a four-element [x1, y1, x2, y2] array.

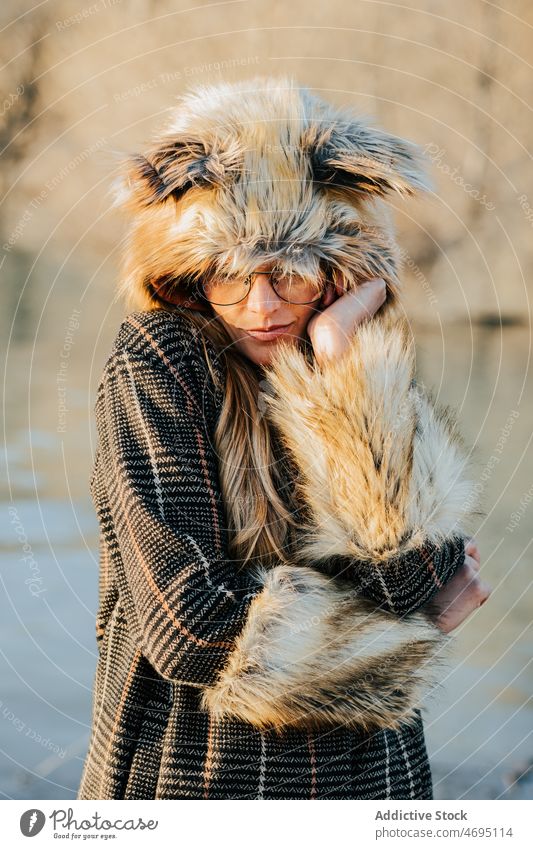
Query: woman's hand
[[306, 277, 387, 366], [423, 537, 492, 633]]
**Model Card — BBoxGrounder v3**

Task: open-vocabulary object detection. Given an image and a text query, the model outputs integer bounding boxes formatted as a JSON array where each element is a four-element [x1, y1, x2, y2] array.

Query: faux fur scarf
[[200, 316, 481, 734]]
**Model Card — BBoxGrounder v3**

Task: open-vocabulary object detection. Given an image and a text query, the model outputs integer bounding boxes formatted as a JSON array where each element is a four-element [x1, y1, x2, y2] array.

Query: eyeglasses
[[200, 270, 324, 306]]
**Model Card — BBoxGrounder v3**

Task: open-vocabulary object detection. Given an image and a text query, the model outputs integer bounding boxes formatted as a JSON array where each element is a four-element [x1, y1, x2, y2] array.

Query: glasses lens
[[271, 272, 323, 304], [202, 276, 249, 305]]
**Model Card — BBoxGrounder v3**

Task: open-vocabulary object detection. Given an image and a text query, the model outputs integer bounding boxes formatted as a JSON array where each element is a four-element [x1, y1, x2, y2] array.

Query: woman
[[78, 76, 491, 800]]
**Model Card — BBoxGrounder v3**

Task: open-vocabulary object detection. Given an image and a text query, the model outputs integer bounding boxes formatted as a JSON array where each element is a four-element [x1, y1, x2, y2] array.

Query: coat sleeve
[[259, 315, 483, 617], [95, 312, 453, 733]]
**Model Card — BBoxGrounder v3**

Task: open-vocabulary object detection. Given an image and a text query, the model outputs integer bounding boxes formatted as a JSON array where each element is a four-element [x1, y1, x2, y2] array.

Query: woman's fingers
[[423, 554, 492, 633], [463, 555, 491, 601], [464, 536, 481, 568], [477, 578, 493, 606], [464, 536, 477, 551], [464, 535, 479, 556]]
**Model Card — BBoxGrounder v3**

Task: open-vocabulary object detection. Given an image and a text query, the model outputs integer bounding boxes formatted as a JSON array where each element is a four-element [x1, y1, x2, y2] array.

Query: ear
[[309, 117, 433, 200], [110, 136, 242, 210]]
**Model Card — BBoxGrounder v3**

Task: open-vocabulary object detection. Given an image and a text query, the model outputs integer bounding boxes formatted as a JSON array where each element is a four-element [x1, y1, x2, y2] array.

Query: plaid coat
[[77, 308, 475, 800]]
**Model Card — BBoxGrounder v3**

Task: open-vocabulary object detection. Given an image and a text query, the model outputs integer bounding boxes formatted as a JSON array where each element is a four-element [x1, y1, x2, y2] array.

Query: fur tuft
[[111, 75, 432, 311], [200, 562, 449, 734], [259, 315, 482, 565]]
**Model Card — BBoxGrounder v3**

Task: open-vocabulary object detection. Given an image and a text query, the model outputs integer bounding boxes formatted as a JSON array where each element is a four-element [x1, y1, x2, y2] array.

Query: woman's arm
[[95, 310, 451, 733], [94, 335, 258, 687], [260, 312, 485, 618], [330, 535, 469, 617]]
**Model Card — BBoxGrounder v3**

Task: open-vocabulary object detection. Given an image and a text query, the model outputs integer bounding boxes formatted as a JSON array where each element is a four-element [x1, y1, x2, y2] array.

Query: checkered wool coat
[[77, 307, 477, 800]]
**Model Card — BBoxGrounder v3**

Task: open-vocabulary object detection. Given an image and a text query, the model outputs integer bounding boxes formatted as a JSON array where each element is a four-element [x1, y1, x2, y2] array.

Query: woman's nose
[[245, 274, 282, 311]]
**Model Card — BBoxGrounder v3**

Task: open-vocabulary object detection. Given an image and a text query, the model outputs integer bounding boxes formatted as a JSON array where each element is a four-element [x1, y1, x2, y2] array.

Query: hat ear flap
[[310, 119, 433, 200], [109, 153, 175, 209], [110, 136, 242, 211]]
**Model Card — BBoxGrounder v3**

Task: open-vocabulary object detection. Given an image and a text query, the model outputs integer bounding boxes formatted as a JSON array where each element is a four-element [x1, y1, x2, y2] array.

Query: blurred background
[[1, 0, 531, 800]]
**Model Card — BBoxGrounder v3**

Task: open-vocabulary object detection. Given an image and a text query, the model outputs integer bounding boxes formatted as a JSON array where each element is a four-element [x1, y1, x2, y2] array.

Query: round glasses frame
[[199, 271, 325, 306]]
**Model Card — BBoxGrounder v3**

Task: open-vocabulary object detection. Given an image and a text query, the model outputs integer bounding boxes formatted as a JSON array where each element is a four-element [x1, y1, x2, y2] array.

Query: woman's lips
[[243, 323, 294, 341]]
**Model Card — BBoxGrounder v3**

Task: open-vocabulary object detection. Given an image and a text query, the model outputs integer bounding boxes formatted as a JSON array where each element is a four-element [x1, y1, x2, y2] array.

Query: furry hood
[[111, 75, 433, 312]]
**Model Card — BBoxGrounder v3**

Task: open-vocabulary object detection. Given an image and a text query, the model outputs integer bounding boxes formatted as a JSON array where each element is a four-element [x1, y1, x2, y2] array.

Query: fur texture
[[259, 315, 482, 565], [200, 562, 448, 734], [110, 75, 433, 312]]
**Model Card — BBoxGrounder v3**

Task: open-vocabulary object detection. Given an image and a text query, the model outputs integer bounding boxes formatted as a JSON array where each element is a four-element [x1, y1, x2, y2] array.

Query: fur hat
[[111, 75, 433, 313]]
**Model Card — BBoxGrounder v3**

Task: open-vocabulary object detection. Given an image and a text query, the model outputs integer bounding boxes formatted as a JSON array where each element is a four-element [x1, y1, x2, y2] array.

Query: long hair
[[166, 302, 315, 571]]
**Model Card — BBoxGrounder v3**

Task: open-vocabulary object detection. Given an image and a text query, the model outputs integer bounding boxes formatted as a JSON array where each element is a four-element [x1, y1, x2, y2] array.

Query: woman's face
[[204, 263, 329, 366]]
